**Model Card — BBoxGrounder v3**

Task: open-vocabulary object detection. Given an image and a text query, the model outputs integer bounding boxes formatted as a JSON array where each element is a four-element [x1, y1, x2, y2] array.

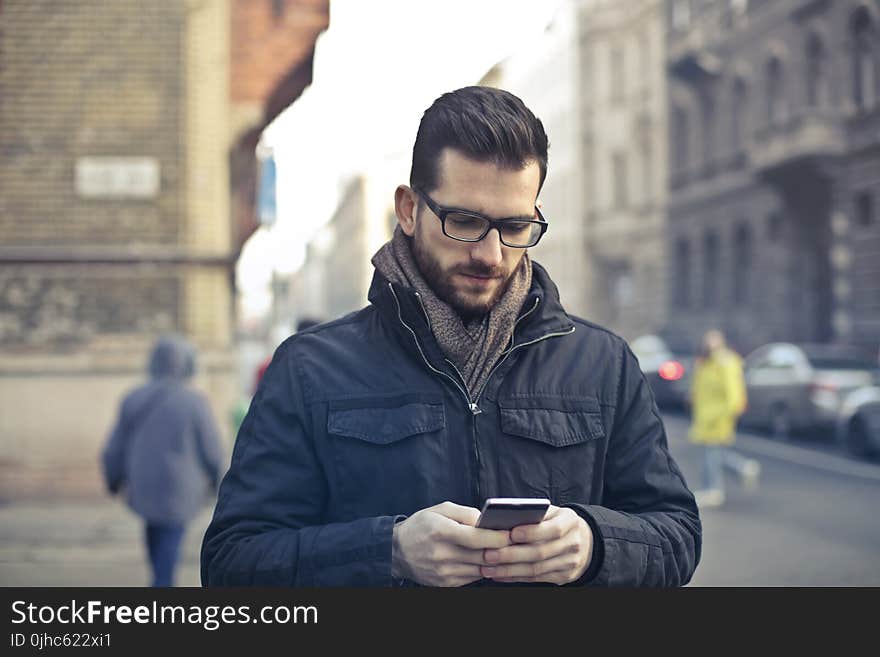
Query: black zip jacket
[[201, 262, 701, 586]]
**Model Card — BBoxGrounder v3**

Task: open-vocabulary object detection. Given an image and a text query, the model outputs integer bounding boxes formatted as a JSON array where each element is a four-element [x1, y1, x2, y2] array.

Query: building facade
[[580, 0, 669, 340], [482, 0, 669, 341], [0, 0, 326, 499], [665, 0, 880, 355]]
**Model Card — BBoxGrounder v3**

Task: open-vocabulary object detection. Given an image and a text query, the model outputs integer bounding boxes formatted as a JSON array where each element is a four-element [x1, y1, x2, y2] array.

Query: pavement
[[0, 499, 215, 587]]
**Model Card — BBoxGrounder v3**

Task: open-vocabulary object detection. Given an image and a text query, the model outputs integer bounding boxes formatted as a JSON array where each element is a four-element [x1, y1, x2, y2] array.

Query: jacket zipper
[[391, 285, 483, 502], [473, 310, 576, 409], [389, 285, 473, 410], [389, 284, 576, 503]]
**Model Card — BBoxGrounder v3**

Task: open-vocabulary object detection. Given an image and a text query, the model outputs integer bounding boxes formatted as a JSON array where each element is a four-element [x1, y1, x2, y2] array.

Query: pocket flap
[[327, 401, 445, 445], [499, 399, 604, 447]]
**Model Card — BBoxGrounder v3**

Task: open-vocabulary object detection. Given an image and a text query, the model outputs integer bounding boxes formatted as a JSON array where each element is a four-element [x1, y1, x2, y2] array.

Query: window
[[733, 223, 752, 305], [767, 211, 783, 241], [701, 90, 716, 170], [856, 191, 874, 228], [673, 106, 690, 172], [613, 151, 628, 208], [852, 8, 877, 108], [607, 261, 634, 321], [672, 0, 691, 31], [703, 231, 720, 308], [731, 78, 748, 153], [806, 33, 828, 108], [766, 56, 786, 124], [639, 30, 651, 88], [610, 46, 625, 104], [674, 238, 691, 308], [641, 140, 654, 206]]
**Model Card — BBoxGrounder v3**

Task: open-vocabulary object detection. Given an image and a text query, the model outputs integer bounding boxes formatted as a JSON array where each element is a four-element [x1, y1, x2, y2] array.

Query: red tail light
[[659, 361, 684, 381]]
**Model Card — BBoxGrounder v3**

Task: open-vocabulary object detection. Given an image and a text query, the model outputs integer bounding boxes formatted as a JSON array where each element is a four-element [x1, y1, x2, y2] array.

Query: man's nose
[[469, 228, 504, 268]]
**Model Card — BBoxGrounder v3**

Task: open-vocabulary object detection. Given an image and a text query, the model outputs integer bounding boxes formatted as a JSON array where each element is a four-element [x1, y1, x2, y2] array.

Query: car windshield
[[808, 357, 875, 371], [801, 346, 875, 370]]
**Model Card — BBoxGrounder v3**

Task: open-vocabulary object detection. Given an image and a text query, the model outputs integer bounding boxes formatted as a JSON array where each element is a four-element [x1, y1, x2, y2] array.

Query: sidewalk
[[0, 499, 215, 587]]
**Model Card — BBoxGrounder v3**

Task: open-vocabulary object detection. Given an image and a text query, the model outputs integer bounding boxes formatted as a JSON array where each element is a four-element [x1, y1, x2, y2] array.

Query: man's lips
[[458, 272, 500, 280]]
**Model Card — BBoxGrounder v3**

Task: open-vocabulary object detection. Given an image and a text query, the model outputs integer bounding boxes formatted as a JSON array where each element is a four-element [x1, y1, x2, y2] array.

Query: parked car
[[630, 334, 695, 410], [740, 342, 878, 440], [836, 385, 880, 459]]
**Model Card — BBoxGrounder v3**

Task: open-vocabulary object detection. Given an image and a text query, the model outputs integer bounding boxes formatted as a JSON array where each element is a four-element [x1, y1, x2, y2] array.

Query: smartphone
[[475, 498, 550, 530]]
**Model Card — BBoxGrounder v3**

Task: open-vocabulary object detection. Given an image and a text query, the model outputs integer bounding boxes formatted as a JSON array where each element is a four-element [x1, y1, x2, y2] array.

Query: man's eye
[[447, 215, 484, 228], [501, 221, 531, 235]]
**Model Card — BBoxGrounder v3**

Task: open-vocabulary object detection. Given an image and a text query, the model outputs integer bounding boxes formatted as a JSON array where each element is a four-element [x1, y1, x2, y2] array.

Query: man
[[201, 86, 700, 587]]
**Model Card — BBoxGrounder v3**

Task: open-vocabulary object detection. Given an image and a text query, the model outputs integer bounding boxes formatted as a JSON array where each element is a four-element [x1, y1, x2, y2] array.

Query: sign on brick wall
[[75, 157, 160, 199]]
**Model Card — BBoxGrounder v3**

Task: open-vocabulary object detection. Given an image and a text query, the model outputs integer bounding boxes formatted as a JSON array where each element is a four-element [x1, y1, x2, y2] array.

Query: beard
[[410, 230, 517, 322]]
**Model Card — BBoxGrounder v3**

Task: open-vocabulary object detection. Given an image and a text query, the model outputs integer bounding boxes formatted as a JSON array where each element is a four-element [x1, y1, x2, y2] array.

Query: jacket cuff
[[390, 514, 410, 587], [563, 503, 605, 585]]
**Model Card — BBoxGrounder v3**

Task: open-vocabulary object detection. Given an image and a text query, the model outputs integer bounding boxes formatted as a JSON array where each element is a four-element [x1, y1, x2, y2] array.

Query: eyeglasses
[[413, 187, 548, 248]]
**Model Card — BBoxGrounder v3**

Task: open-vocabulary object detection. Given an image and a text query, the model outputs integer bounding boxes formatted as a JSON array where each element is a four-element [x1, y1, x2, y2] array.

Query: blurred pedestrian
[[689, 329, 760, 508], [102, 335, 225, 586]]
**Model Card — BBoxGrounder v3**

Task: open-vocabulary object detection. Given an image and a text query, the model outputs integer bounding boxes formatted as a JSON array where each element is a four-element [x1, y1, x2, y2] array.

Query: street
[[1, 412, 878, 587], [663, 412, 880, 586]]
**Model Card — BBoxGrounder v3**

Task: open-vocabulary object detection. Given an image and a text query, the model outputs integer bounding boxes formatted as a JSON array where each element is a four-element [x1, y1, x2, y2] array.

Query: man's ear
[[394, 185, 418, 237]]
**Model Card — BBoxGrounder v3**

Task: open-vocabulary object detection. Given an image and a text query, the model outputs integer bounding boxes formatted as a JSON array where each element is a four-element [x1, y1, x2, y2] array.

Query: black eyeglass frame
[[413, 186, 548, 248]]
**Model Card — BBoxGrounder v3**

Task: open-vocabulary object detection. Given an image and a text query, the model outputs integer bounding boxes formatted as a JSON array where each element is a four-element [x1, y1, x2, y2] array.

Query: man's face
[[399, 149, 542, 321]]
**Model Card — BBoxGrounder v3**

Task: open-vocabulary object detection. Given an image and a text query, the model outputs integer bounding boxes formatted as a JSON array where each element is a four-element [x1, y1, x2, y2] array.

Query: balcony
[[750, 110, 845, 184]]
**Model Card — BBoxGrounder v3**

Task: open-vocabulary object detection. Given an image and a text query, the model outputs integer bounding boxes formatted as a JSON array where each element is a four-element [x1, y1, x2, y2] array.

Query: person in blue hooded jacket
[[102, 335, 226, 586]]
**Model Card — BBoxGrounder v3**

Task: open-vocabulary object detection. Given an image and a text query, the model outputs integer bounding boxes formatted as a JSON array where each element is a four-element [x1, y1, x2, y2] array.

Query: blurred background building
[[477, 0, 667, 341], [0, 0, 328, 499], [665, 0, 880, 355], [277, 157, 406, 322]]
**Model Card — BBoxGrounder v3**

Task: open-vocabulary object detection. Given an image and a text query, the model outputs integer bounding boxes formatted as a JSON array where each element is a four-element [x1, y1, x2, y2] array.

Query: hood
[[148, 335, 196, 380]]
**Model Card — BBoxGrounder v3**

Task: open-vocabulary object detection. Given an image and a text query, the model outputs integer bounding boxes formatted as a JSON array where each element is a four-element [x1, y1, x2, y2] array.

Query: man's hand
[[392, 501, 512, 587], [479, 505, 593, 585]]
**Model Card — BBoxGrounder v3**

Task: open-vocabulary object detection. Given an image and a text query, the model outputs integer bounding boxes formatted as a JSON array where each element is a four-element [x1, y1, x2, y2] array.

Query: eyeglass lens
[[444, 213, 541, 247]]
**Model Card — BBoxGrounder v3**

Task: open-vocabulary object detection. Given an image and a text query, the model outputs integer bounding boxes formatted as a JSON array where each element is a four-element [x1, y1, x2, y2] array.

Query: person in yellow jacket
[[689, 329, 761, 508]]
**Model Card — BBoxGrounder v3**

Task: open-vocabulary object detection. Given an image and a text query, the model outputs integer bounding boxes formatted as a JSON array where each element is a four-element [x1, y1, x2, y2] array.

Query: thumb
[[429, 501, 481, 527]]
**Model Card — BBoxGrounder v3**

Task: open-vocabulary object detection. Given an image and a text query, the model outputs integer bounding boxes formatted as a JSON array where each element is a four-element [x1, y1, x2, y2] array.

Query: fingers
[[490, 572, 571, 585], [483, 539, 571, 566], [445, 522, 512, 550], [480, 552, 582, 581], [429, 502, 512, 549], [509, 505, 576, 544], [430, 501, 481, 526], [434, 544, 494, 566]]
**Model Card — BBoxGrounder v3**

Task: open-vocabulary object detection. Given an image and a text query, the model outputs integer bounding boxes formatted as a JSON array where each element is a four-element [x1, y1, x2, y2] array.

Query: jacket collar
[[367, 259, 575, 361]]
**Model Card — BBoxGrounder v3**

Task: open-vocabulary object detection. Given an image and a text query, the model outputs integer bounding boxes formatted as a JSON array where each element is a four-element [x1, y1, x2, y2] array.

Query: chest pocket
[[326, 394, 448, 516], [328, 401, 445, 444], [496, 395, 605, 503]]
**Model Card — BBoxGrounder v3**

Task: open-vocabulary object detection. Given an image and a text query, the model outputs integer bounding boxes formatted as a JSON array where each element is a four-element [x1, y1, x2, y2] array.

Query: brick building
[[0, 0, 327, 499], [665, 0, 880, 355]]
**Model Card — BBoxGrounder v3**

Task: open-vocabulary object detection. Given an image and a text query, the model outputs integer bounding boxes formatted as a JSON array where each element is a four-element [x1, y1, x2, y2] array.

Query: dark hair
[[410, 86, 548, 194]]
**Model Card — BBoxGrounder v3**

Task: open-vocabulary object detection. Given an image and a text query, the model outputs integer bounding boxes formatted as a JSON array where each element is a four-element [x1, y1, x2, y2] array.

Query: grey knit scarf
[[371, 225, 532, 399]]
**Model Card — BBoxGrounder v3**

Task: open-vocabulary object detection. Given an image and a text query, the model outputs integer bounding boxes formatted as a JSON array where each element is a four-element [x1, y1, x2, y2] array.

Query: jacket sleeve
[[725, 354, 747, 416], [101, 399, 130, 495], [565, 342, 702, 587], [193, 394, 227, 490], [200, 340, 398, 587]]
